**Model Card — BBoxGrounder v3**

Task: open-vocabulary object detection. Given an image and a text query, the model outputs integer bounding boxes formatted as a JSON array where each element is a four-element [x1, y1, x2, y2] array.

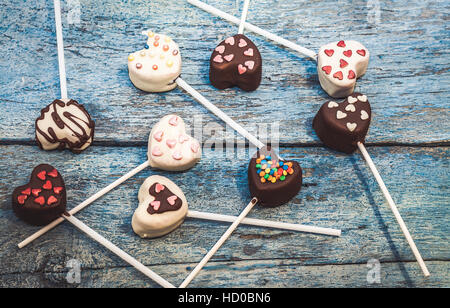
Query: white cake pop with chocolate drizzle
[[133, 175, 188, 238], [128, 31, 182, 92]]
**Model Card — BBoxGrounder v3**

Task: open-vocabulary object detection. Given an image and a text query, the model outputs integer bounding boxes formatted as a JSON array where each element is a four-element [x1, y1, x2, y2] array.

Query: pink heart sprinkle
[[151, 146, 163, 157], [166, 139, 177, 148], [225, 37, 235, 45], [215, 45, 225, 54], [172, 151, 183, 160], [150, 201, 160, 211], [213, 55, 223, 63], [155, 183, 165, 193], [178, 134, 189, 144], [169, 116, 178, 126], [224, 54, 234, 62], [191, 142, 199, 153], [238, 39, 247, 48], [167, 195, 178, 206], [243, 48, 253, 57], [238, 64, 247, 75], [245, 60, 255, 70], [153, 130, 164, 142]]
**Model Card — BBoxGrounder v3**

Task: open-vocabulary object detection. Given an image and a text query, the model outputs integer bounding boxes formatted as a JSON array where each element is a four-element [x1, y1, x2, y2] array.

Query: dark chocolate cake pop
[[12, 164, 66, 226], [313, 93, 371, 153], [210, 34, 262, 91], [247, 147, 302, 207]]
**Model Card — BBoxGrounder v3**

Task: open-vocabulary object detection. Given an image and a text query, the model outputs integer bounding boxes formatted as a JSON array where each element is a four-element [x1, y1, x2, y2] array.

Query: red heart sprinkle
[[53, 187, 63, 194], [32, 189, 41, 197], [324, 49, 334, 57], [348, 70, 356, 79], [340, 59, 348, 68], [357, 49, 366, 56], [37, 171, 46, 180], [343, 50, 352, 57], [21, 187, 31, 195], [322, 66, 332, 75], [47, 196, 58, 205], [18, 195, 27, 204], [238, 64, 247, 75], [34, 196, 45, 206], [43, 180, 52, 190], [48, 169, 58, 178], [333, 71, 343, 80], [337, 40, 346, 47]]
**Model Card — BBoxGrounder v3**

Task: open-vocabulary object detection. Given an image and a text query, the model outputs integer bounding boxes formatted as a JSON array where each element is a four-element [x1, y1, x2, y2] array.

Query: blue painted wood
[[0, 145, 448, 287], [0, 0, 449, 145], [0, 0, 448, 288]]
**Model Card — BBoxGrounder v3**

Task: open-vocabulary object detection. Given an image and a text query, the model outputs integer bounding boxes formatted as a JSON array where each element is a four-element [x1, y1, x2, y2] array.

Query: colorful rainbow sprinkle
[[255, 154, 294, 184]]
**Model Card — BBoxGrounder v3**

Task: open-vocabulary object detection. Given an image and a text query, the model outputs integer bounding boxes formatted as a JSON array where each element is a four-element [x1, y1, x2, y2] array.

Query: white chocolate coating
[[317, 40, 369, 98], [128, 31, 182, 92], [148, 114, 201, 171], [35, 99, 94, 152], [132, 175, 188, 238]]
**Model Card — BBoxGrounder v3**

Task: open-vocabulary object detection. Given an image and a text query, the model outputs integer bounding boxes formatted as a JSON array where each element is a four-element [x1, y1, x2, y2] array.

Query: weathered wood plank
[[1, 260, 448, 288], [0, 0, 448, 144], [0, 145, 448, 287]]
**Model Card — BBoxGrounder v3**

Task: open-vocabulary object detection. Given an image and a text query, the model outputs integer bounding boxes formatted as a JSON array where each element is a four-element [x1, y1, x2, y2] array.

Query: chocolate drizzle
[[35, 99, 95, 153], [147, 183, 183, 214]]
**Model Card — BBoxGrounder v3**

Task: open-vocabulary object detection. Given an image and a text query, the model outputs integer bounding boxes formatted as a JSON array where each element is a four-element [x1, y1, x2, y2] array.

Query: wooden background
[[0, 0, 448, 287]]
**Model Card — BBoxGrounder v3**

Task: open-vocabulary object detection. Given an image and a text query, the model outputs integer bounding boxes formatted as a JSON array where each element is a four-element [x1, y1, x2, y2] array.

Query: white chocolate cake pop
[[132, 175, 188, 238], [128, 31, 182, 92], [317, 40, 369, 98], [35, 99, 95, 153], [148, 114, 201, 171]]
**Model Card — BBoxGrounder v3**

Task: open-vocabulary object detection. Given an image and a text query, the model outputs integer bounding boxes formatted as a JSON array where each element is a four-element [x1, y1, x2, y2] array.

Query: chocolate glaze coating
[[147, 183, 183, 215], [313, 93, 371, 154], [209, 34, 262, 91], [12, 164, 66, 226], [247, 147, 302, 207]]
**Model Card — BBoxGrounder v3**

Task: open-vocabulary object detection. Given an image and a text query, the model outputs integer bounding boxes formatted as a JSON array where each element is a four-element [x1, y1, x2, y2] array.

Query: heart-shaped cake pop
[[210, 34, 262, 91], [148, 114, 201, 171], [132, 175, 188, 238], [128, 31, 182, 92], [12, 164, 66, 226], [317, 40, 369, 98], [247, 147, 302, 207], [35, 99, 95, 153], [313, 93, 371, 154]]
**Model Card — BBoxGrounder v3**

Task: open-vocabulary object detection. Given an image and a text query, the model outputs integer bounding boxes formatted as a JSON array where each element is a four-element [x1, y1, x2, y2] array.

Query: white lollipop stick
[[53, 0, 68, 99], [175, 77, 265, 149], [357, 142, 430, 277], [188, 0, 317, 60], [238, 0, 251, 34], [180, 197, 258, 288], [63, 213, 175, 288], [18, 161, 149, 248], [187, 210, 341, 236]]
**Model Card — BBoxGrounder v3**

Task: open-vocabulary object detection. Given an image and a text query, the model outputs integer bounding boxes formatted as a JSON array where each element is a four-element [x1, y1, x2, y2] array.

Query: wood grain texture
[[0, 0, 449, 145], [0, 145, 448, 287], [1, 261, 448, 288], [0, 0, 448, 288]]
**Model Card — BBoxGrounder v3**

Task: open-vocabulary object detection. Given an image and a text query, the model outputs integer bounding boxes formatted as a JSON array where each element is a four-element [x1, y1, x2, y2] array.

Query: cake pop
[[35, 99, 95, 153], [188, 0, 370, 98], [312, 94, 429, 276]]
